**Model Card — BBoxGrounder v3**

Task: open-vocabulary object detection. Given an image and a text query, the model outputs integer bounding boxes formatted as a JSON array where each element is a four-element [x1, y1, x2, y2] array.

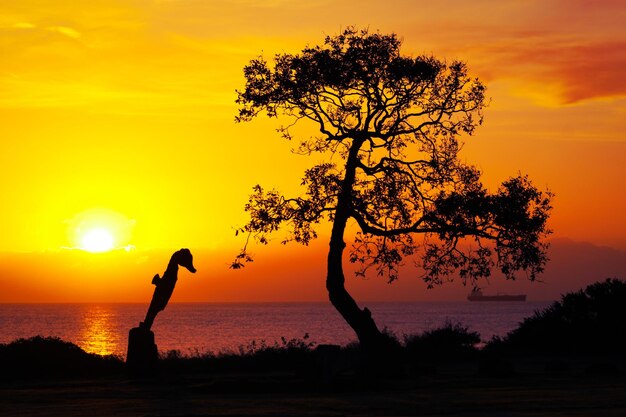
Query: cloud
[[12, 22, 36, 29], [1, 21, 84, 48], [46, 25, 82, 39], [396, 0, 626, 105], [5, 21, 81, 38], [546, 41, 626, 103], [457, 36, 626, 105]]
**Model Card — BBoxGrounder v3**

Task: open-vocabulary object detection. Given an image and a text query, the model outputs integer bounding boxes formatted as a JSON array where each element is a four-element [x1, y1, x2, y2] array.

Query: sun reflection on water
[[78, 305, 120, 356]]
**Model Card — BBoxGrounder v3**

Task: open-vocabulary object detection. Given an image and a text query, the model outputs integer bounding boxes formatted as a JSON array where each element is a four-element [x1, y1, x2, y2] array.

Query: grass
[[159, 334, 317, 375]]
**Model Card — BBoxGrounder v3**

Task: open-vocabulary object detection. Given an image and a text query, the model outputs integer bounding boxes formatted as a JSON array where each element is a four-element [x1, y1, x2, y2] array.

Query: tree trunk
[[326, 238, 386, 352], [326, 137, 386, 353]]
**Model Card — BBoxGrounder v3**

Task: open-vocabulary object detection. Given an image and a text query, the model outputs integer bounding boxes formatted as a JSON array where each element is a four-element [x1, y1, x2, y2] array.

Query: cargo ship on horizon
[[467, 289, 527, 302]]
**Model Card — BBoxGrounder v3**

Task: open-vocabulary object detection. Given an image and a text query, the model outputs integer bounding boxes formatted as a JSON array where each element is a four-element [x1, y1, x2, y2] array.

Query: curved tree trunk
[[326, 138, 386, 352], [327, 237, 385, 351]]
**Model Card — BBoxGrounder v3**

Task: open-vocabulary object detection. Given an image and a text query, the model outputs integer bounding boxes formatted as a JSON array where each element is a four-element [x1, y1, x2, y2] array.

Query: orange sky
[[1, 0, 625, 302]]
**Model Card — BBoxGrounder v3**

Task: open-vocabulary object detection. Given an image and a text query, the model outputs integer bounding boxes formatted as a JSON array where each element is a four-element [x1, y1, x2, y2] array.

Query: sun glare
[[80, 228, 115, 253]]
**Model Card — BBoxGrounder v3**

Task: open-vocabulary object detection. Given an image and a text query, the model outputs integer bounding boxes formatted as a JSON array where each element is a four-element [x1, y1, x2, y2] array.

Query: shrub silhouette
[[404, 322, 480, 359], [487, 278, 626, 354], [0, 336, 123, 380]]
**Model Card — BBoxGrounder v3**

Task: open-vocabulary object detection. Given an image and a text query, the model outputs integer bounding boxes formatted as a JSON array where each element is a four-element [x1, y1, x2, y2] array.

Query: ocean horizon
[[0, 301, 550, 358]]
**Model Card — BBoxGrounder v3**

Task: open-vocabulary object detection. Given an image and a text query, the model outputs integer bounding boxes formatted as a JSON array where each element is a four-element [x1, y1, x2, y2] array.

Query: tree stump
[[126, 326, 158, 375]]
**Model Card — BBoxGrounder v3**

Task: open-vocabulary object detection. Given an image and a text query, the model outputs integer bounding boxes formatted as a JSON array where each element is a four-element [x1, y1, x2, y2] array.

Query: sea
[[0, 301, 550, 358]]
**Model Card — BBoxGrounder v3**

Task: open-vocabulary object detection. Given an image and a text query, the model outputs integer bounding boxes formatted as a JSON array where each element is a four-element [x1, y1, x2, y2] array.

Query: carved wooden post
[[126, 326, 158, 375]]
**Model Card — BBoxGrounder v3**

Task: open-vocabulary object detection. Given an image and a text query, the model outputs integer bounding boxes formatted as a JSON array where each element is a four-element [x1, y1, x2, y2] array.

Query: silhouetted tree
[[233, 28, 552, 352]]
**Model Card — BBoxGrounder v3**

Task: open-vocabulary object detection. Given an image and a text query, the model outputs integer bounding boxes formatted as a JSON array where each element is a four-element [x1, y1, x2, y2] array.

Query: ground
[[2, 362, 626, 417]]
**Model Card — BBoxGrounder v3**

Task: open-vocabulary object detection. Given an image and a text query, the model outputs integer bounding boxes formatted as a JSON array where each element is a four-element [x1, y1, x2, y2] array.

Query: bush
[[0, 336, 123, 380], [486, 278, 626, 355], [404, 321, 480, 359]]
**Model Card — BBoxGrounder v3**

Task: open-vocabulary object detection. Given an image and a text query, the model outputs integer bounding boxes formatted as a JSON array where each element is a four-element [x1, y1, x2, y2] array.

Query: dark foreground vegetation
[[0, 336, 124, 380], [4, 279, 626, 380], [0, 323, 483, 381], [1, 279, 626, 416], [487, 278, 626, 355]]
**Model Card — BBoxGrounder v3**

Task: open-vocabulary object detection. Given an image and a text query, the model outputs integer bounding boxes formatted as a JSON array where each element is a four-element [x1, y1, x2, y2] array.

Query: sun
[[80, 228, 115, 253], [67, 208, 135, 252]]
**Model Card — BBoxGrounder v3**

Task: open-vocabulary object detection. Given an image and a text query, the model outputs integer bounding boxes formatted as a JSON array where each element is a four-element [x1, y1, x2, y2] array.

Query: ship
[[467, 289, 526, 302]]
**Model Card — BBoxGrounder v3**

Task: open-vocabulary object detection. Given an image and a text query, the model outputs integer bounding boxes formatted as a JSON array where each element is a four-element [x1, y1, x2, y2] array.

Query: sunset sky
[[1, 0, 625, 302]]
